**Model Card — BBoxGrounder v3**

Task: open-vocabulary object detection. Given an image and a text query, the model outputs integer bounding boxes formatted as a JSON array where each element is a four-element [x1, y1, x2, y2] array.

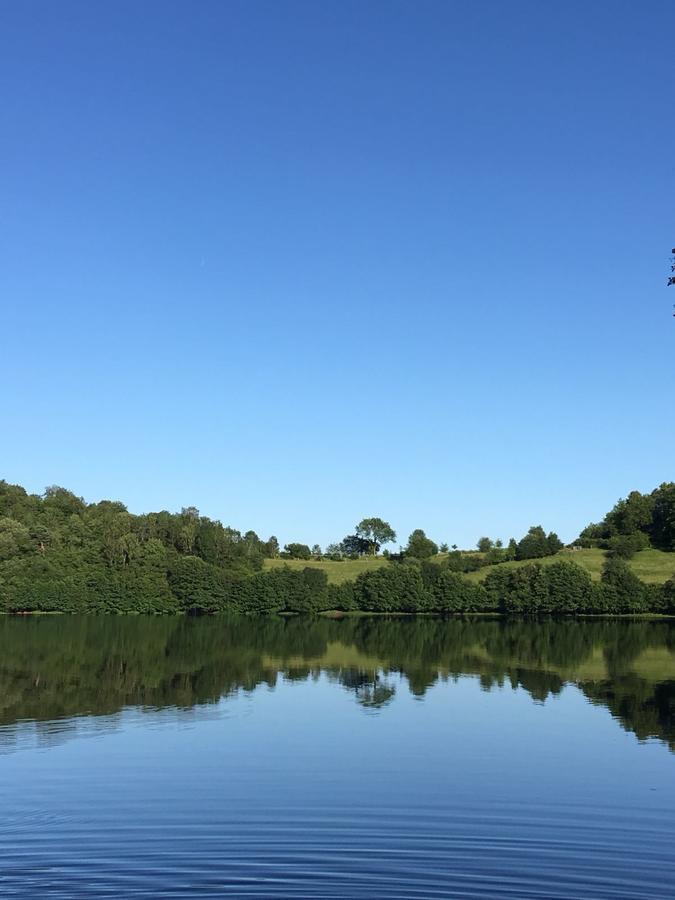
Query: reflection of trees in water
[[583, 676, 675, 749], [331, 669, 396, 709], [0, 616, 673, 749]]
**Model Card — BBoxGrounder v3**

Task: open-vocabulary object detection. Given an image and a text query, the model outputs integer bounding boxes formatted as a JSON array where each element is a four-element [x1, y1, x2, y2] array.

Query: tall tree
[[264, 535, 280, 558], [355, 518, 396, 556], [405, 529, 439, 559]]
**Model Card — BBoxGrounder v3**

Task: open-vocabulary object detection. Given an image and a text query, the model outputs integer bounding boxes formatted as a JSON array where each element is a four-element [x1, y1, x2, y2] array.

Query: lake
[[1, 615, 674, 898]]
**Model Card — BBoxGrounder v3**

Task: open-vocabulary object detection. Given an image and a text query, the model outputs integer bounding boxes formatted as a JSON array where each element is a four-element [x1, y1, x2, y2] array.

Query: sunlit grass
[[263, 555, 388, 584], [264, 547, 674, 586], [465, 548, 673, 584]]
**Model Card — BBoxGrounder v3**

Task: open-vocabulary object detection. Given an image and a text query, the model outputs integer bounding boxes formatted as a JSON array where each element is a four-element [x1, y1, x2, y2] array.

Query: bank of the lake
[[1, 479, 673, 617]]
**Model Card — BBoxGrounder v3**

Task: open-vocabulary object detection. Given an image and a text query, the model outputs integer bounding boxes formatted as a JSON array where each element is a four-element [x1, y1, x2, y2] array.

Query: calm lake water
[[1, 616, 674, 898]]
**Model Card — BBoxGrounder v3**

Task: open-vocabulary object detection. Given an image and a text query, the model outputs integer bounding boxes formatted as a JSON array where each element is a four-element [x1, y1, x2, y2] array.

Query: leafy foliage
[[405, 529, 439, 559], [355, 518, 396, 555], [579, 484, 675, 552], [0, 480, 671, 616]]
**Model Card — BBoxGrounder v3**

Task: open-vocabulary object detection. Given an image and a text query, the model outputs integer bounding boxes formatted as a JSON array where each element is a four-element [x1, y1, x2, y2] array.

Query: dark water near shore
[[1, 615, 674, 898]]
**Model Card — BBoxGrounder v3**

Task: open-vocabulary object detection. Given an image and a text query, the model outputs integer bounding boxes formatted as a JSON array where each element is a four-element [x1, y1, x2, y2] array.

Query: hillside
[[264, 555, 389, 584], [464, 548, 673, 584], [264, 548, 675, 586]]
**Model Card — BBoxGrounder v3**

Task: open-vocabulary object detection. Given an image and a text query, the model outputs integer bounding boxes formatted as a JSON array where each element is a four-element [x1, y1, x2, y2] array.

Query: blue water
[[0, 616, 673, 897]]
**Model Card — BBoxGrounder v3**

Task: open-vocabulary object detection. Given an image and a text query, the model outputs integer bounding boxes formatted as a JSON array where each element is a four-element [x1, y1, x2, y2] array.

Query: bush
[[431, 569, 491, 613], [354, 564, 430, 613], [659, 576, 675, 614], [606, 532, 650, 559], [600, 558, 648, 613], [484, 561, 594, 615], [283, 543, 312, 560]]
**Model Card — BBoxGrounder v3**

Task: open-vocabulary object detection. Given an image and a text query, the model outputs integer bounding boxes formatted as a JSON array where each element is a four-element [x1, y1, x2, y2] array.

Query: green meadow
[[464, 547, 674, 584], [264, 555, 389, 584], [264, 547, 674, 586]]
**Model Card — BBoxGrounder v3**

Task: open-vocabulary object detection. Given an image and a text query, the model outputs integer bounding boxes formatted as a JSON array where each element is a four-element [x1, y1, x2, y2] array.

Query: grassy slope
[[464, 548, 674, 584], [263, 556, 388, 584], [264, 548, 674, 586]]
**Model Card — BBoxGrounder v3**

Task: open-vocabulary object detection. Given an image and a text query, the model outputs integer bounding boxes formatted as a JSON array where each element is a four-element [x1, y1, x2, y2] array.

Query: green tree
[[651, 483, 675, 551], [607, 532, 650, 559], [547, 532, 564, 554], [477, 537, 494, 553], [355, 518, 396, 555], [405, 529, 439, 559], [263, 535, 280, 558], [600, 558, 648, 613], [0, 517, 31, 560], [516, 526, 560, 560], [341, 534, 371, 557], [284, 542, 311, 560]]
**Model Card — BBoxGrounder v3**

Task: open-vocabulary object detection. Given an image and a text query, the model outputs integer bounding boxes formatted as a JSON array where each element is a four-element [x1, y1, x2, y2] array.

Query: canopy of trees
[[579, 484, 675, 553], [405, 529, 439, 559], [355, 518, 396, 555], [0, 480, 672, 616]]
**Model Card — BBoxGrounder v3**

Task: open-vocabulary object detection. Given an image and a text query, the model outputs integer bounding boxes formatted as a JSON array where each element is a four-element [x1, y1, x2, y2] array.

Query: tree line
[[578, 483, 675, 556], [284, 519, 564, 569], [0, 480, 673, 616]]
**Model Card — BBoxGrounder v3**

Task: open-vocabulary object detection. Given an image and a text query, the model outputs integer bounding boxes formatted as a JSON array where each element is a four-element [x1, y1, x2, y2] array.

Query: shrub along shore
[[0, 480, 673, 616]]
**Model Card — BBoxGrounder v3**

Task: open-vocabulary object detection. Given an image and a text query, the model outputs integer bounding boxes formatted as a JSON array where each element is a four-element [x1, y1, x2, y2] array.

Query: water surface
[[1, 616, 674, 898]]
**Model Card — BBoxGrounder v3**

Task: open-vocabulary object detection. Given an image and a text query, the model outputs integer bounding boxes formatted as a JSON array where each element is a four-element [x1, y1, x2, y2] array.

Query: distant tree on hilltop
[[355, 518, 396, 556]]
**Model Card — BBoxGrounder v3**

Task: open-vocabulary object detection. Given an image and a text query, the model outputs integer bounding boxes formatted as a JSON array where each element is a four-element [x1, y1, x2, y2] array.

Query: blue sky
[[1, 1, 673, 549]]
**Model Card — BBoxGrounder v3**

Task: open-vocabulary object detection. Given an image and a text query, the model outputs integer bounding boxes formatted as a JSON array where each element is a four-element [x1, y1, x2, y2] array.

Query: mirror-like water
[[1, 615, 674, 898]]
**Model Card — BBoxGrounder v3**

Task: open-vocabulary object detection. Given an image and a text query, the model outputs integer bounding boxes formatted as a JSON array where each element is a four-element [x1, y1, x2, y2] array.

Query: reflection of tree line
[[0, 616, 674, 749]]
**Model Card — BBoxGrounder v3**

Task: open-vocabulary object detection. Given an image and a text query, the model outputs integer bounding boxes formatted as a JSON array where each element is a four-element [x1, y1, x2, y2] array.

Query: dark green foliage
[[340, 534, 371, 556], [326, 580, 356, 611], [607, 531, 650, 559], [355, 517, 396, 555], [579, 483, 675, 552], [445, 551, 488, 573], [168, 556, 230, 612], [547, 532, 564, 554], [263, 535, 280, 558], [652, 484, 675, 551], [600, 558, 648, 613], [485, 561, 595, 614], [662, 577, 675, 613], [0, 479, 669, 617], [405, 529, 438, 559], [430, 569, 490, 613], [283, 543, 311, 560], [0, 480, 275, 614], [515, 526, 561, 561], [353, 565, 429, 613]]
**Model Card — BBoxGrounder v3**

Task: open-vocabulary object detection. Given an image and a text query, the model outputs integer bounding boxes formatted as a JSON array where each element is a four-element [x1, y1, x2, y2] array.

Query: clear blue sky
[[1, 1, 673, 549]]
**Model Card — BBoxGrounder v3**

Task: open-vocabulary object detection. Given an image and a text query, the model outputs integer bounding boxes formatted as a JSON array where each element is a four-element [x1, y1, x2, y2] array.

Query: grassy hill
[[263, 555, 389, 584], [464, 548, 673, 584], [264, 548, 674, 586]]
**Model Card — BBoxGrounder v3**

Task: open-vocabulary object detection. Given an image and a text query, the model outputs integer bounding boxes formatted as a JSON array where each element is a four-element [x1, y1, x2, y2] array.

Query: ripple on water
[[1, 801, 673, 899]]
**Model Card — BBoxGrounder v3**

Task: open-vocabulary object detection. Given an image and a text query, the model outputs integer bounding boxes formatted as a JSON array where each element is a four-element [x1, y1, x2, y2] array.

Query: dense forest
[[0, 480, 673, 616]]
